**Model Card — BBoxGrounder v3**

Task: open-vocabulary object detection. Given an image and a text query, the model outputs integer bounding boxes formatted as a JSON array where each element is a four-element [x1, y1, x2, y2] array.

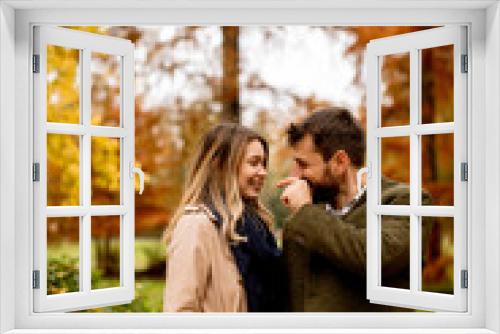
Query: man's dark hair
[[287, 107, 365, 167]]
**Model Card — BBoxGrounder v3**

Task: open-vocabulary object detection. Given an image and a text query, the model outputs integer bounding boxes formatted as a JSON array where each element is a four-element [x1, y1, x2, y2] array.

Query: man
[[278, 108, 430, 312]]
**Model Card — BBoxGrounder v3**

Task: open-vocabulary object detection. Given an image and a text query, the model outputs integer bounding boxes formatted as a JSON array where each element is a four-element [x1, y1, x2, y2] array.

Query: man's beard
[[310, 182, 339, 204], [305, 166, 339, 205]]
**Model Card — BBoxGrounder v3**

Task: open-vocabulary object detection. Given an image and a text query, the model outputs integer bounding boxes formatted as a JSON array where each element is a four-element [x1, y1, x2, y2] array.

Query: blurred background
[[45, 26, 454, 312]]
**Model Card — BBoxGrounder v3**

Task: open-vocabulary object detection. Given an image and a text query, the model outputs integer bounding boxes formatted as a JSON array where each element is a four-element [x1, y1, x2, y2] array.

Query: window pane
[[91, 216, 121, 289], [381, 215, 410, 290], [47, 217, 80, 295], [47, 134, 80, 206], [380, 52, 410, 127], [421, 45, 454, 124], [421, 134, 454, 206], [422, 216, 454, 294], [91, 52, 121, 127], [380, 137, 410, 205], [91, 137, 121, 205], [47, 45, 80, 124]]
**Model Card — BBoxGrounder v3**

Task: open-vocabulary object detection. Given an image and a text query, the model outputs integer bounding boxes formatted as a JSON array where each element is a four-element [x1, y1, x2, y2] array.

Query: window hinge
[[32, 55, 40, 73], [461, 269, 468, 289], [33, 270, 40, 289], [461, 54, 468, 73], [33, 163, 40, 182], [461, 162, 468, 182]]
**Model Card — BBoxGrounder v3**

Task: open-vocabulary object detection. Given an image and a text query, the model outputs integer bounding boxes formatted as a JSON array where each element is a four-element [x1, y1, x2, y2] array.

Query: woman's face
[[238, 139, 268, 199]]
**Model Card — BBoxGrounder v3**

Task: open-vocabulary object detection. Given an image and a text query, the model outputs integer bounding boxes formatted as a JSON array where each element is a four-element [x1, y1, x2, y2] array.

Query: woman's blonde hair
[[163, 123, 274, 245]]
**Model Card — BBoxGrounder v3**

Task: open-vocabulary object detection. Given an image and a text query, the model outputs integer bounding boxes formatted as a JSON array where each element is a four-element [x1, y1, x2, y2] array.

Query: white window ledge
[[2, 330, 498, 334]]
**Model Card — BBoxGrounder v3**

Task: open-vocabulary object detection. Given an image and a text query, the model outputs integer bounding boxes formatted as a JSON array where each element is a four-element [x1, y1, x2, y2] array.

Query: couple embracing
[[163, 108, 414, 313]]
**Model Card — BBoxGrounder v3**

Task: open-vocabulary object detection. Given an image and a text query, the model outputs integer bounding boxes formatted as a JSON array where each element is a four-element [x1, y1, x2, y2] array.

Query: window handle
[[129, 162, 145, 195], [357, 166, 369, 194]]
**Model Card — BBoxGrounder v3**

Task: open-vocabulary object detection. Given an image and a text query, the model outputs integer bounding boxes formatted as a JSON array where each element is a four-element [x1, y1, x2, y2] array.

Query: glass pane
[[47, 217, 80, 295], [421, 45, 454, 124], [91, 52, 121, 127], [422, 216, 454, 294], [380, 52, 410, 127], [91, 216, 121, 289], [91, 137, 121, 205], [421, 134, 454, 206], [380, 137, 410, 205], [47, 134, 80, 206], [381, 215, 410, 289], [47, 45, 80, 124]]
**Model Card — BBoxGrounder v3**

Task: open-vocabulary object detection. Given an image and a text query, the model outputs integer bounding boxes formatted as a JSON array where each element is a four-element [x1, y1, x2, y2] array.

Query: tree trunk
[[221, 26, 240, 123]]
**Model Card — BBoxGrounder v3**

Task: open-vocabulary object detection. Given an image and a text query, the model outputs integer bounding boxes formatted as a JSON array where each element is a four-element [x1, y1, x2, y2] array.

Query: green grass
[[48, 242, 79, 261], [48, 237, 166, 312], [48, 237, 166, 271], [79, 279, 165, 312], [134, 238, 166, 271]]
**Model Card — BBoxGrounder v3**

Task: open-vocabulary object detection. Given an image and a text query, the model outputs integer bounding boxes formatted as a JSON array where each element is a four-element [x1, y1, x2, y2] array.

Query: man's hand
[[277, 177, 312, 214]]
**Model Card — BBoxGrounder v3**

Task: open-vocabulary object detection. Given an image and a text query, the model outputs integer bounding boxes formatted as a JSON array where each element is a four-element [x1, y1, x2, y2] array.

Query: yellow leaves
[[65, 26, 108, 36], [47, 45, 80, 124], [91, 137, 121, 203], [47, 134, 80, 206]]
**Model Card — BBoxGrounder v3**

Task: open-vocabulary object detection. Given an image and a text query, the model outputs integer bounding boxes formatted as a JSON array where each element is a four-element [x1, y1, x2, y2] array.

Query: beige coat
[[163, 205, 247, 312]]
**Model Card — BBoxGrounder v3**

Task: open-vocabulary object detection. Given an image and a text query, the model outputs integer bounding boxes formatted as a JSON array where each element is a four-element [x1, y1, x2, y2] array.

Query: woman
[[163, 123, 286, 312]]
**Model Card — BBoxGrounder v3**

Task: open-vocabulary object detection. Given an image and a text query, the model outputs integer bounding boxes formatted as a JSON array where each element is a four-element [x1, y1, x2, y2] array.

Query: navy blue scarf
[[207, 203, 287, 312]]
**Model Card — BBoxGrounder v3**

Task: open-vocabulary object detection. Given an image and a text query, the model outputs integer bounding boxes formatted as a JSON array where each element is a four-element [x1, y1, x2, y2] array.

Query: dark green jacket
[[283, 178, 431, 312]]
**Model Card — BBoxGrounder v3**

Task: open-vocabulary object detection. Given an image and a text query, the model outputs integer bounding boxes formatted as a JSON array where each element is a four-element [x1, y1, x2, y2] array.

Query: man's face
[[291, 134, 339, 202]]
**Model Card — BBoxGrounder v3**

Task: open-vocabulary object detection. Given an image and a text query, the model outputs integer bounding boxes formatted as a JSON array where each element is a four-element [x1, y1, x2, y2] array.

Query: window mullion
[[46, 123, 127, 138], [409, 48, 420, 292], [365, 50, 380, 293], [375, 55, 383, 288], [81, 48, 91, 294], [121, 52, 134, 291]]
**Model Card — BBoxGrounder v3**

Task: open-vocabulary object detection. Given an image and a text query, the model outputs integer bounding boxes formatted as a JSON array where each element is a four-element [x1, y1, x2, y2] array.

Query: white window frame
[[366, 26, 468, 312], [33, 26, 136, 312], [0, 1, 499, 333]]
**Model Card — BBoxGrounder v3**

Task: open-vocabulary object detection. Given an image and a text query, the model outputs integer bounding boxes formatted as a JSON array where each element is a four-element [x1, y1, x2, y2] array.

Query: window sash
[[366, 25, 468, 312], [33, 25, 136, 313]]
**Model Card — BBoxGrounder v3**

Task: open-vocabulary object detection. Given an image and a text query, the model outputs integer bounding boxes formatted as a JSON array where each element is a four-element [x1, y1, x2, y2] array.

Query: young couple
[[163, 108, 417, 313]]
